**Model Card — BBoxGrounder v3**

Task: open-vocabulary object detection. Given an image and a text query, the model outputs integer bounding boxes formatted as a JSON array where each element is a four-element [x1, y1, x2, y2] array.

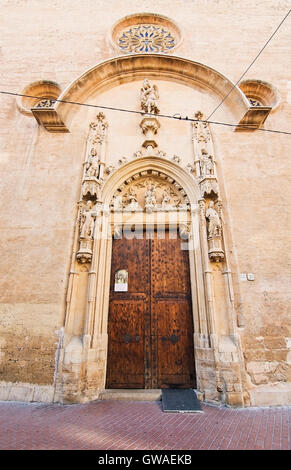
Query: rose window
[[117, 24, 176, 53]]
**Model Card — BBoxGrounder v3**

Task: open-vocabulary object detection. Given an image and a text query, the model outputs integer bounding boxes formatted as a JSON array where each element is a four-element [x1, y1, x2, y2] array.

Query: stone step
[[99, 389, 162, 401]]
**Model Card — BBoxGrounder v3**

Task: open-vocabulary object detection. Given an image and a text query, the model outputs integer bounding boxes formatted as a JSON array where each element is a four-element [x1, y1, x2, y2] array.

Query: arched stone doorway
[[53, 55, 250, 407], [56, 151, 246, 406]]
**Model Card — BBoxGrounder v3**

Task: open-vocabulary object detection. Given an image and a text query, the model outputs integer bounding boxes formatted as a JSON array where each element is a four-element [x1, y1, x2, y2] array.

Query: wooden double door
[[106, 230, 196, 389]]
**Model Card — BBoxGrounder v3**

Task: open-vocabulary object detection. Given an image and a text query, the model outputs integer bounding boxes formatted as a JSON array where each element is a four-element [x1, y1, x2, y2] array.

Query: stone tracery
[[117, 24, 176, 54]]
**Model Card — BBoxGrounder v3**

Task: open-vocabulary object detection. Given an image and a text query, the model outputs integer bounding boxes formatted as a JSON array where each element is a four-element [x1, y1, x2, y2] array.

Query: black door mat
[[162, 389, 203, 413]]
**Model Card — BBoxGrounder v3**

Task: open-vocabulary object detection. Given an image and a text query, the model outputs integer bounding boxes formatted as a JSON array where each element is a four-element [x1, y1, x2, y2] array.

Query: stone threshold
[[99, 389, 162, 401], [99, 389, 204, 402]]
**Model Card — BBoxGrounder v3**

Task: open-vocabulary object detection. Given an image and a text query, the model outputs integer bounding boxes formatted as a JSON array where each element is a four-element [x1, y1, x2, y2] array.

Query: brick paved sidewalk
[[0, 400, 290, 450]]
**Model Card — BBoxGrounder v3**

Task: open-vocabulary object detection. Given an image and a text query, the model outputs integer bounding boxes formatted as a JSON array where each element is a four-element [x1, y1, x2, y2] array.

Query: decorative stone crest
[[35, 99, 56, 108]]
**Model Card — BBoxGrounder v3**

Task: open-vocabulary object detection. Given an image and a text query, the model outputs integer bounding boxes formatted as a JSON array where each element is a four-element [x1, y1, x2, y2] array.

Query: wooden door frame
[[105, 220, 197, 390]]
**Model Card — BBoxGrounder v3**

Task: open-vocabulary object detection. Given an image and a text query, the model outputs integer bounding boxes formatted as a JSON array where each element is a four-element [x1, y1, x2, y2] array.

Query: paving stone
[[0, 400, 290, 450]]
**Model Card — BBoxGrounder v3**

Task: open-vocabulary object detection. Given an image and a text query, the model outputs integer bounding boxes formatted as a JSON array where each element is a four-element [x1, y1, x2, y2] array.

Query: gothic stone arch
[[55, 145, 246, 406]]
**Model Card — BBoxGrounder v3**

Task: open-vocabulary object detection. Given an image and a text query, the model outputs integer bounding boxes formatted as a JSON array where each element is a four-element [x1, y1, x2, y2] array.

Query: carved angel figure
[[140, 79, 159, 114], [79, 200, 96, 239], [205, 201, 222, 238]]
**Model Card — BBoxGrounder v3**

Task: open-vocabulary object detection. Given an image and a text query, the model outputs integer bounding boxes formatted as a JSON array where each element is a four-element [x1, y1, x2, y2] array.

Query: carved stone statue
[[125, 187, 140, 211], [206, 201, 222, 238], [161, 187, 172, 210], [79, 200, 96, 239], [113, 194, 123, 211], [85, 149, 100, 178], [140, 79, 159, 114], [128, 187, 138, 205], [145, 181, 157, 212], [200, 149, 214, 177]]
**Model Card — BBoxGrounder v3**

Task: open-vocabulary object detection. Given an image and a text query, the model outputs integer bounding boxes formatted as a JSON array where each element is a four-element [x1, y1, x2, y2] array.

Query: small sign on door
[[114, 269, 128, 292]]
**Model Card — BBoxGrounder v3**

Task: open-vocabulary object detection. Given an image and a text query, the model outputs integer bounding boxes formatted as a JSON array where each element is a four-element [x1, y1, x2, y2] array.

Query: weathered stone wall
[[0, 0, 290, 405]]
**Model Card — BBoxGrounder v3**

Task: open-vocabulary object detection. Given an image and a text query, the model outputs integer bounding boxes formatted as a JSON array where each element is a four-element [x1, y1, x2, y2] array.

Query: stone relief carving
[[144, 181, 157, 213], [88, 112, 108, 147], [200, 149, 215, 177], [161, 187, 171, 210], [193, 110, 211, 143], [140, 79, 159, 115], [125, 186, 141, 212], [111, 173, 189, 213]]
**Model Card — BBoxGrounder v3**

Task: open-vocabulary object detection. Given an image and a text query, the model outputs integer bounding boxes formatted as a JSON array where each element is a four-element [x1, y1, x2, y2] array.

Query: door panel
[[106, 236, 150, 389], [106, 231, 196, 389], [106, 299, 146, 388], [154, 299, 195, 388]]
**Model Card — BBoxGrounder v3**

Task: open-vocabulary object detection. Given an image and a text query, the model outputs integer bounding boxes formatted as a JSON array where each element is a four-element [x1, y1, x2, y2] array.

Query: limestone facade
[[0, 0, 290, 407]]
